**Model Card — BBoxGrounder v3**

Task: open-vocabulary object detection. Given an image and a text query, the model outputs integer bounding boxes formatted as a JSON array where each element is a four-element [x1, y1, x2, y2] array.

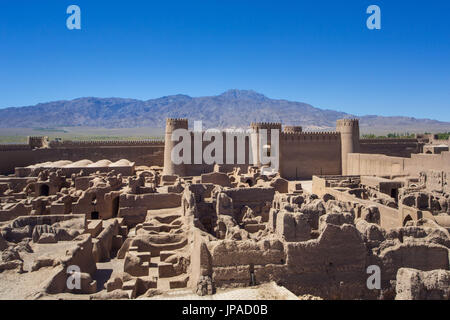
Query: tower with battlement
[[27, 136, 49, 149], [336, 119, 360, 175], [163, 118, 188, 176], [161, 118, 361, 179]]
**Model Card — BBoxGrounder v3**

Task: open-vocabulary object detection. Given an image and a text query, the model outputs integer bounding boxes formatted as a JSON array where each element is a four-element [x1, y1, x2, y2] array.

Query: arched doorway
[[403, 215, 413, 226]]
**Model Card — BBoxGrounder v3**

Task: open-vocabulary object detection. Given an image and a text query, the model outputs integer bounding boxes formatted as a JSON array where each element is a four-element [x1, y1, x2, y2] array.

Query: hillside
[[0, 90, 449, 134]]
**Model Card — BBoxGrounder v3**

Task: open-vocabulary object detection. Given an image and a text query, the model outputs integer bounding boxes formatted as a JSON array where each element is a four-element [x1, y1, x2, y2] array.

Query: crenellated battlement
[[360, 138, 418, 143], [166, 118, 188, 126], [27, 136, 49, 149], [0, 144, 32, 151], [188, 130, 253, 138], [250, 122, 281, 128], [336, 118, 360, 127], [283, 125, 303, 133], [48, 139, 164, 148], [281, 131, 340, 141], [166, 118, 188, 133], [250, 122, 282, 131]]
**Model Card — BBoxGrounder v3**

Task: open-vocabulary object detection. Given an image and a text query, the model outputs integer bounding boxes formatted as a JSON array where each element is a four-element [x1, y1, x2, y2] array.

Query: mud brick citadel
[[0, 118, 449, 300]]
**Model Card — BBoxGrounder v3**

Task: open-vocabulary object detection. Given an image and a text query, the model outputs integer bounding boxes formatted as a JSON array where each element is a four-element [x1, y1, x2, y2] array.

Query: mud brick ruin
[[0, 118, 449, 300]]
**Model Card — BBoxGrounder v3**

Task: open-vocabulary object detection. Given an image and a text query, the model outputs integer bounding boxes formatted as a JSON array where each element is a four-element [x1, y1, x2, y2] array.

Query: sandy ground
[[0, 268, 57, 300], [140, 282, 299, 300], [0, 241, 80, 299], [289, 180, 312, 194]]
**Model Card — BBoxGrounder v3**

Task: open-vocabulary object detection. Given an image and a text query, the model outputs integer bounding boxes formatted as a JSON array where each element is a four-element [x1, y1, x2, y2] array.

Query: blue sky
[[0, 0, 449, 120]]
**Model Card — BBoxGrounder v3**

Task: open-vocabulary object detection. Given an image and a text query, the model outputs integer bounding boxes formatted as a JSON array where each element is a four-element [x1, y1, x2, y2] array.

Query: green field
[[0, 127, 165, 144]]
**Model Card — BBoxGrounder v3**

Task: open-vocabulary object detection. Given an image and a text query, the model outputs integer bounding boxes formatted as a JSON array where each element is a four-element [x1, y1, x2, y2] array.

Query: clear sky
[[0, 0, 449, 120]]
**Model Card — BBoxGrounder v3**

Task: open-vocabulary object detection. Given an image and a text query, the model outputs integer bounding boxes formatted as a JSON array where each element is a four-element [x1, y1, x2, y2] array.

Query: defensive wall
[[163, 118, 423, 179], [359, 138, 423, 158], [347, 151, 450, 177], [0, 119, 427, 179], [0, 139, 164, 175]]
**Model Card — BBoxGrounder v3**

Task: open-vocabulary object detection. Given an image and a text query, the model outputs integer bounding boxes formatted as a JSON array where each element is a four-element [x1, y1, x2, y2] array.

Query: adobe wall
[[279, 132, 342, 179], [183, 132, 253, 177], [42, 234, 97, 294], [208, 239, 286, 288], [221, 187, 275, 216], [0, 150, 36, 176], [163, 119, 345, 179], [0, 144, 164, 175], [118, 193, 182, 225], [347, 151, 450, 177], [425, 170, 450, 194], [347, 153, 407, 176], [48, 140, 163, 148], [405, 152, 450, 176], [120, 193, 181, 209], [180, 131, 342, 179], [359, 139, 423, 158], [312, 175, 400, 229], [195, 222, 376, 299]]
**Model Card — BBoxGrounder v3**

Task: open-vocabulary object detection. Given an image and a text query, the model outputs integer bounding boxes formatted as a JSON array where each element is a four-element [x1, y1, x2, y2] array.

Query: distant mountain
[[0, 89, 449, 134]]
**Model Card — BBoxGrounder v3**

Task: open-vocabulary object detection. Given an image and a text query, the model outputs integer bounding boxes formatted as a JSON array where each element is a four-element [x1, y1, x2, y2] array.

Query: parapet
[[250, 122, 282, 132], [359, 138, 418, 143], [48, 139, 164, 148], [283, 125, 303, 133], [281, 131, 340, 141], [0, 144, 32, 151], [336, 118, 359, 127], [166, 118, 188, 129], [27, 136, 49, 149]]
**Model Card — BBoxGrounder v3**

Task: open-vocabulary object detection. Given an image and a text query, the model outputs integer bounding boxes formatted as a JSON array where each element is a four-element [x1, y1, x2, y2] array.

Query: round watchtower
[[336, 119, 360, 175], [163, 118, 189, 176]]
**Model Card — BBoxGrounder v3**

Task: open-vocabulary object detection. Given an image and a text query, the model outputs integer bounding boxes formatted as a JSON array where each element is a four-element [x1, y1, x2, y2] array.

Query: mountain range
[[0, 89, 449, 134]]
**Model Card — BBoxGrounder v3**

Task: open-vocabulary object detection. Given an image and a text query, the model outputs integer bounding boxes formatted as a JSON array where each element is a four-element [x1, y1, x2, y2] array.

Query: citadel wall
[[347, 151, 450, 177], [0, 142, 164, 175], [163, 119, 255, 176], [0, 118, 428, 179], [184, 132, 254, 176], [279, 132, 341, 179], [359, 138, 423, 158], [406, 151, 450, 176], [162, 119, 346, 178]]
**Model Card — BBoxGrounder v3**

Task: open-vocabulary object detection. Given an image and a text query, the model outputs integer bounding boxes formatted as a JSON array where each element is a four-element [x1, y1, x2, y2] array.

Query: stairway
[[143, 210, 190, 291]]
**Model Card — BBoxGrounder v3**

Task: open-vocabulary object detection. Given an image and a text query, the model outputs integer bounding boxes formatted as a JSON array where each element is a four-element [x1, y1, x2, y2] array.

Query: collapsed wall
[[186, 180, 450, 299]]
